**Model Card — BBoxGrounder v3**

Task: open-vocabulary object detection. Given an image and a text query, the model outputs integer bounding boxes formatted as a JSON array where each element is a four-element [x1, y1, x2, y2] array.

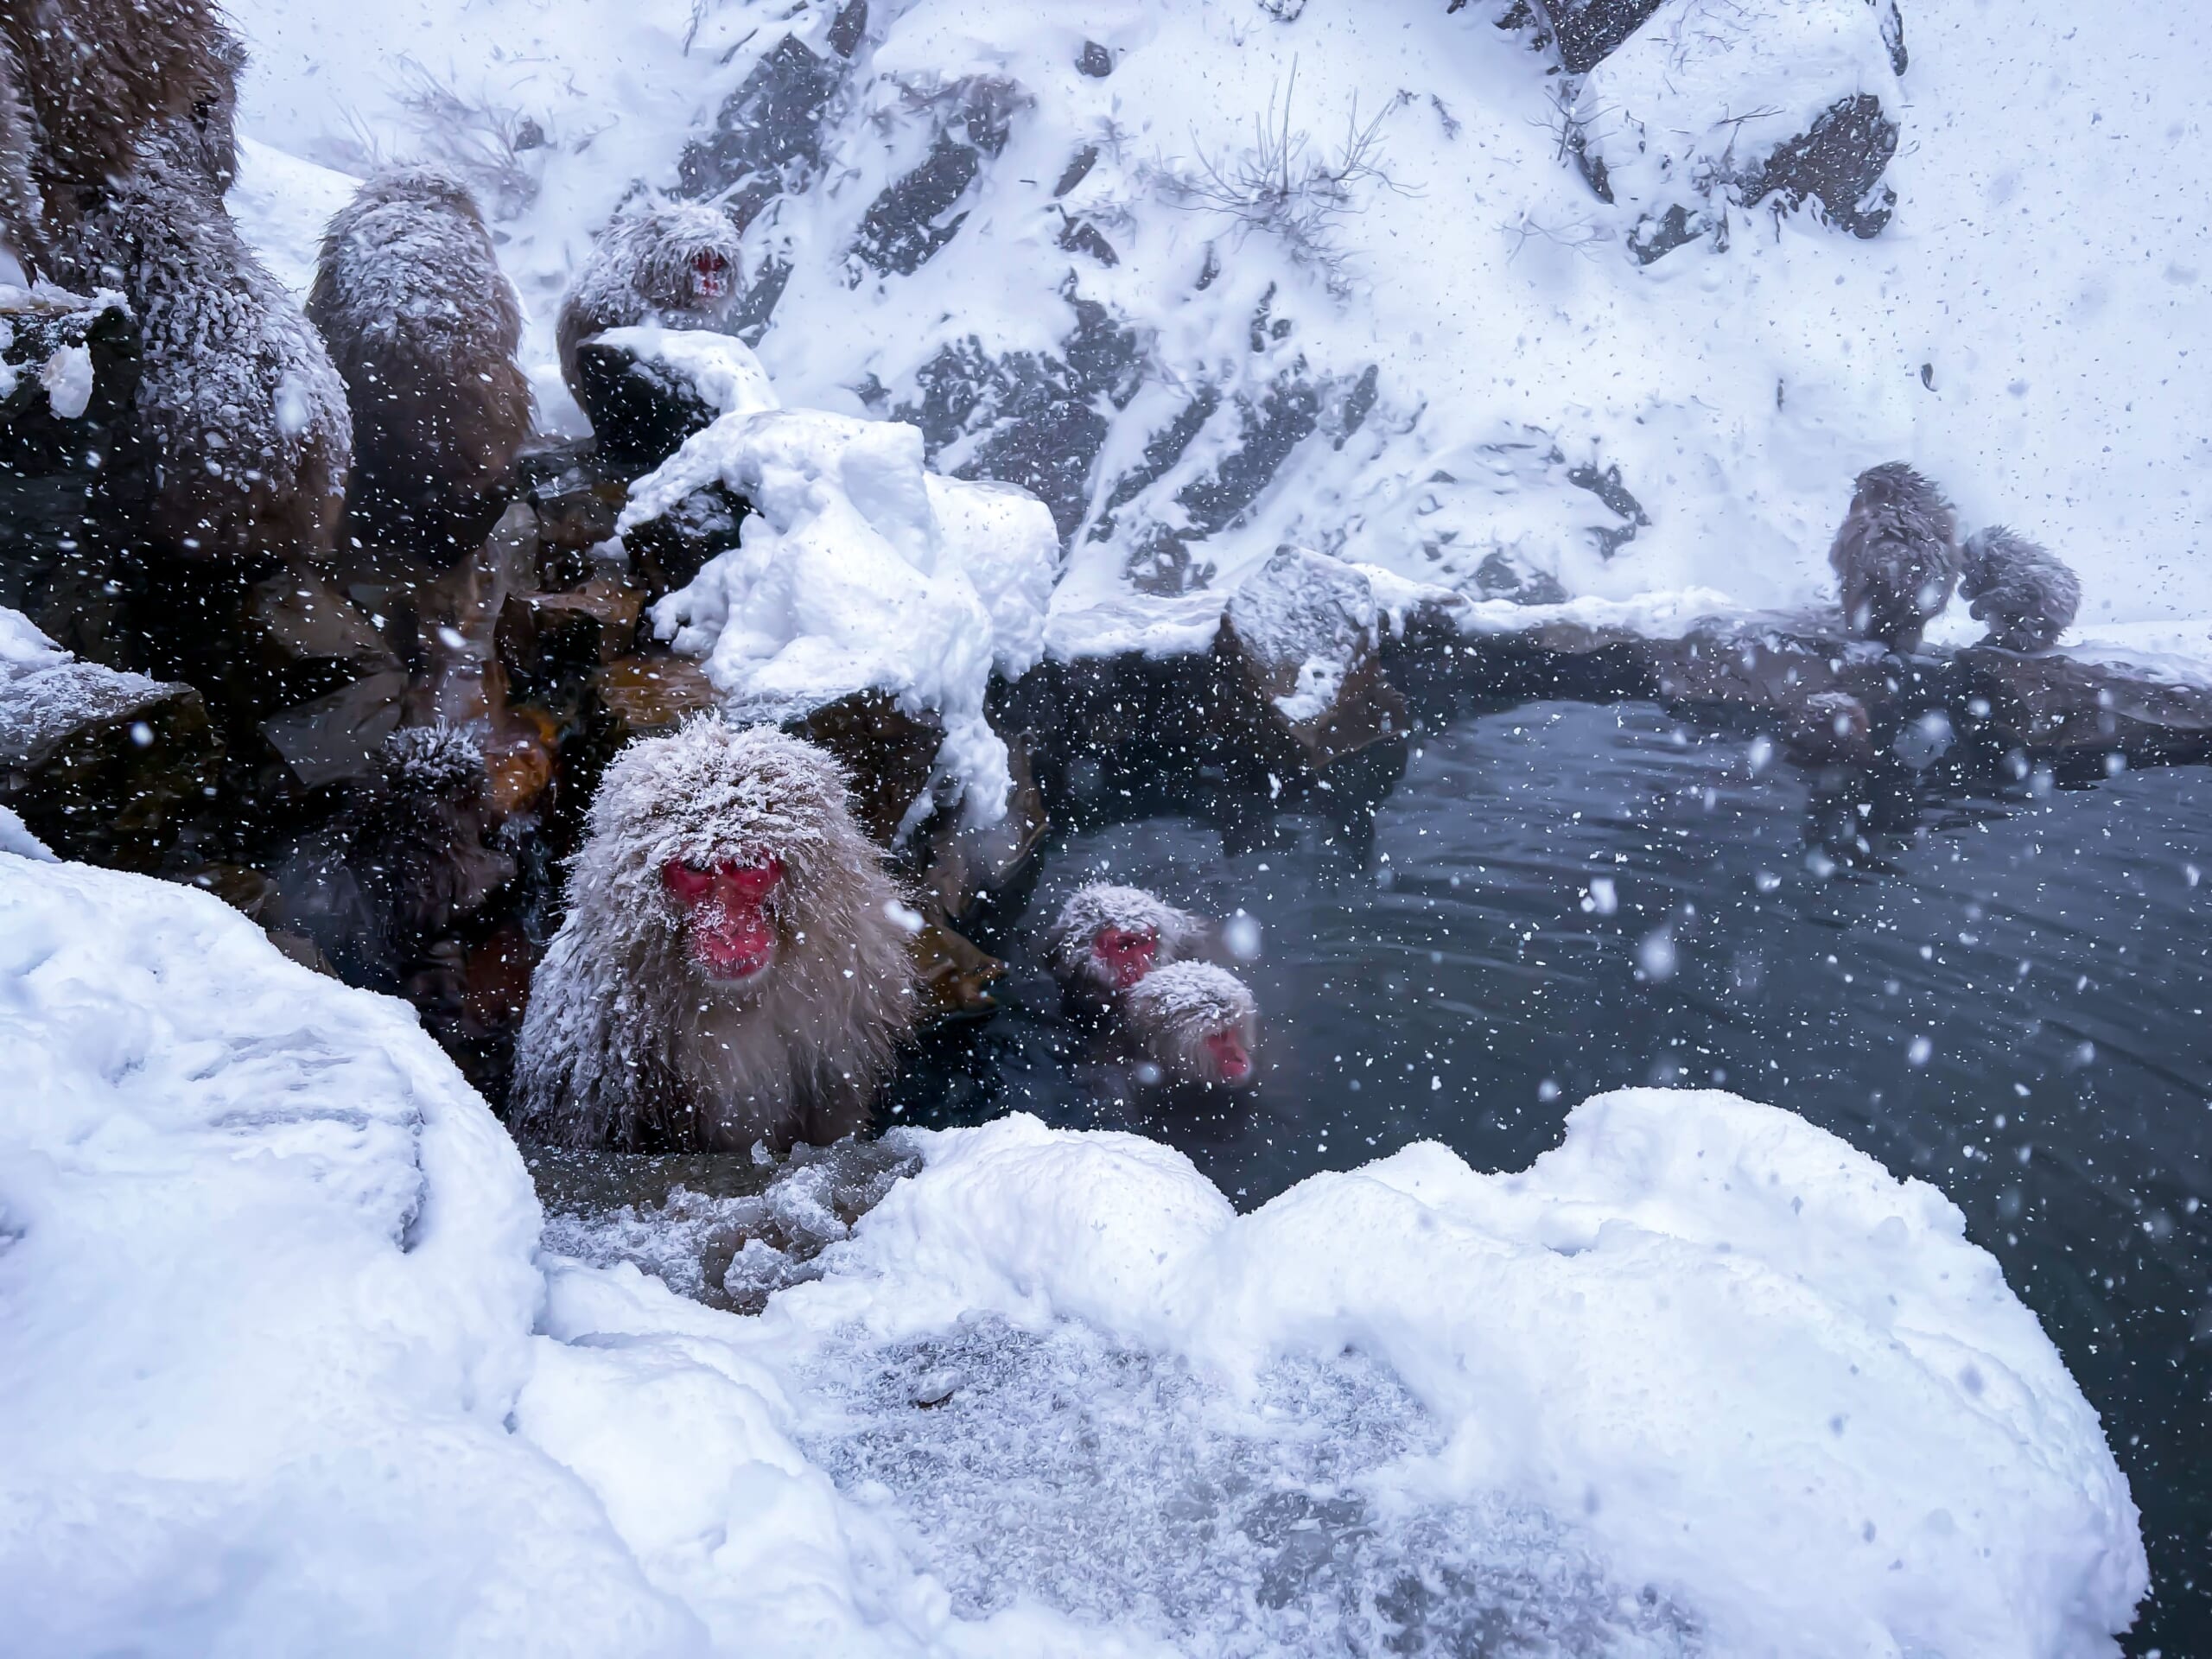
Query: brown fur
[[511, 721, 917, 1154]]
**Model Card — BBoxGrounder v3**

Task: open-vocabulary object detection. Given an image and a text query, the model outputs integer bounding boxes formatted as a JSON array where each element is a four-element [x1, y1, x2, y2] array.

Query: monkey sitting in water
[[1960, 526, 2080, 653], [1044, 881, 1210, 1014], [555, 201, 746, 405], [307, 165, 532, 556], [1827, 461, 1960, 654], [511, 720, 915, 1154], [1122, 961, 1259, 1090]]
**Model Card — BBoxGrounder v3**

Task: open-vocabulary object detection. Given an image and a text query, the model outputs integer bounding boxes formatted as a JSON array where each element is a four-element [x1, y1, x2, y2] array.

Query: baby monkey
[[1960, 526, 2079, 653]]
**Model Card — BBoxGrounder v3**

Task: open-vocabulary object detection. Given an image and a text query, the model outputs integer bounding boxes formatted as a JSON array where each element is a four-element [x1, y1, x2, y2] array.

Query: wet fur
[[308, 165, 532, 551], [555, 201, 745, 401], [1827, 461, 1959, 653], [1121, 961, 1258, 1089], [1960, 525, 2079, 653], [58, 123, 351, 562], [512, 721, 915, 1154]]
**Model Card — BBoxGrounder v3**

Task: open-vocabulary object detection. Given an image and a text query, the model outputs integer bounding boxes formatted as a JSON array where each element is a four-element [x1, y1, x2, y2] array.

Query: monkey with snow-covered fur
[[59, 122, 351, 563], [307, 165, 532, 554], [1044, 881, 1211, 1014], [511, 721, 916, 1154], [1121, 961, 1259, 1090], [555, 201, 745, 402], [1827, 461, 1960, 654], [1960, 526, 2079, 653]]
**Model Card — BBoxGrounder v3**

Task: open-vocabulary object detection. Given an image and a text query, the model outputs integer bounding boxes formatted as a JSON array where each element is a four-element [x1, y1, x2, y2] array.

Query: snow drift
[[0, 849, 2145, 1656]]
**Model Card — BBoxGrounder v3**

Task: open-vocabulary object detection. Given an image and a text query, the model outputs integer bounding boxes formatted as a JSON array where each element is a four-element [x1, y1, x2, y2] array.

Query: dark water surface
[[890, 699, 2212, 1654]]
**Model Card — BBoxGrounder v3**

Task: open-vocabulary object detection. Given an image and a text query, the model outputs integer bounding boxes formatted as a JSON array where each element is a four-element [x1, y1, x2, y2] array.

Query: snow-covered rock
[[632, 408, 1057, 825], [572, 323, 780, 464], [0, 849, 2147, 1655], [1217, 544, 1406, 772], [1568, 0, 1905, 261]]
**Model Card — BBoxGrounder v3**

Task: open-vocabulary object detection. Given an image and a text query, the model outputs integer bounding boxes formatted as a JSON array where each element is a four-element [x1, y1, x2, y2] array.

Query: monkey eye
[[693, 251, 727, 276], [1096, 925, 1156, 957], [719, 855, 784, 901], [662, 858, 716, 903]]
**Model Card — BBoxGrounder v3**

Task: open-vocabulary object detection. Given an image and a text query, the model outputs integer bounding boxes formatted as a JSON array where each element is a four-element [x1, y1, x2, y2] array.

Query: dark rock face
[[569, 338, 723, 467], [786, 688, 945, 845], [1535, 0, 1667, 72], [621, 481, 749, 604], [677, 30, 850, 216], [1747, 93, 1899, 239], [498, 578, 645, 711]]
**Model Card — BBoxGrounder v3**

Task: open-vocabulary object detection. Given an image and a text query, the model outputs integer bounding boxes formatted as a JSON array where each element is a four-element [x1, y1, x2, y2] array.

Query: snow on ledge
[[1, 850, 2145, 1656]]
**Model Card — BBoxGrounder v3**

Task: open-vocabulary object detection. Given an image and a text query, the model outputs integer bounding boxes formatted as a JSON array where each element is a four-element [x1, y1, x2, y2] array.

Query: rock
[[786, 688, 945, 845], [910, 921, 1003, 1024], [589, 653, 721, 744], [620, 480, 748, 605], [1567, 0, 1903, 262], [0, 609, 219, 870], [498, 576, 645, 709], [404, 502, 539, 730], [238, 568, 406, 720], [257, 668, 409, 791], [517, 439, 631, 589], [1533, 0, 1667, 72], [1217, 546, 1408, 776], [570, 336, 723, 467], [916, 724, 1047, 923], [1956, 649, 2212, 767]]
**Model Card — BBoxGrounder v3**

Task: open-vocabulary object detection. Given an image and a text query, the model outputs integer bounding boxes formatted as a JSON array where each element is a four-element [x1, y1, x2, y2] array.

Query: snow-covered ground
[[0, 848, 2146, 1655], [219, 0, 2212, 661]]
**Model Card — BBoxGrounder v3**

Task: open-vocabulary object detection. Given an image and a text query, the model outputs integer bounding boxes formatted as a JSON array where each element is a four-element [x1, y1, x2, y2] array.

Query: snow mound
[[225, 135, 361, 299], [0, 857, 2145, 1656], [634, 409, 1058, 823]]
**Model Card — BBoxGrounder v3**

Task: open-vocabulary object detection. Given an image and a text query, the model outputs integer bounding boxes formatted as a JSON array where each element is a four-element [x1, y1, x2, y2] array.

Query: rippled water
[[893, 698, 2212, 1655]]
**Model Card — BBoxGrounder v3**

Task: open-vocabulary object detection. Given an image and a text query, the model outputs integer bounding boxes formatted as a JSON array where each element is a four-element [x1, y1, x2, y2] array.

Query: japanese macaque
[[0, 0, 239, 233], [307, 166, 532, 555], [58, 122, 352, 562], [511, 721, 916, 1154], [555, 201, 745, 400], [1043, 881, 1209, 1013], [1121, 961, 1259, 1090], [1960, 526, 2080, 653], [1827, 461, 1960, 654]]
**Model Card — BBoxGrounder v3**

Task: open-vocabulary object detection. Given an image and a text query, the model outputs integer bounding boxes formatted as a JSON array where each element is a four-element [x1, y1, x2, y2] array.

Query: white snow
[[36, 342, 93, 420], [635, 409, 1057, 825], [224, 136, 360, 299], [0, 847, 2146, 1656], [0, 606, 181, 766], [594, 323, 781, 418], [0, 804, 53, 860], [214, 0, 2212, 663]]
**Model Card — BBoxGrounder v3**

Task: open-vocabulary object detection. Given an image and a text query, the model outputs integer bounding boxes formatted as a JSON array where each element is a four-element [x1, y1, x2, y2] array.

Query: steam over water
[[898, 699, 2212, 1650]]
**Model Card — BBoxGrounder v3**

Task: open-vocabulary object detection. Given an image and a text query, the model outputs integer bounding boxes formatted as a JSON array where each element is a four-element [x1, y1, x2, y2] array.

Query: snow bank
[[0, 847, 2144, 1655], [634, 409, 1057, 824], [225, 136, 360, 299]]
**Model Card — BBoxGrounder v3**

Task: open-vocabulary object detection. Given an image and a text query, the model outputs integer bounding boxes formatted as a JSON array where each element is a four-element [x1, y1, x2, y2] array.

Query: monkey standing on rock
[[307, 166, 532, 556], [555, 201, 745, 403], [1960, 526, 2080, 652], [1827, 461, 1960, 654], [511, 720, 916, 1154]]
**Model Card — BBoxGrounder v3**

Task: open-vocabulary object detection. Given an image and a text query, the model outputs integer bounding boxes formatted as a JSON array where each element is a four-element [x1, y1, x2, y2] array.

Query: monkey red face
[[1205, 1027, 1253, 1084], [663, 855, 784, 982], [1091, 925, 1159, 990], [690, 250, 731, 302]]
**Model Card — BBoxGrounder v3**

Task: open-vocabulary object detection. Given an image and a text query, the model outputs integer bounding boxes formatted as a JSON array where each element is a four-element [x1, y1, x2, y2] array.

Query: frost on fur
[[1044, 881, 1208, 1002], [556, 201, 745, 401], [1120, 960, 1259, 1089], [511, 720, 915, 1154], [307, 164, 531, 543], [1827, 461, 1959, 654], [1961, 526, 2081, 653], [60, 124, 352, 562]]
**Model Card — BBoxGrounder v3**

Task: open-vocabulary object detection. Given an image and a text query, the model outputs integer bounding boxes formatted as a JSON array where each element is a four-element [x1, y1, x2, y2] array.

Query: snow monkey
[[1121, 961, 1259, 1090], [1960, 526, 2080, 653], [510, 720, 917, 1154], [307, 166, 533, 552], [60, 122, 352, 563], [1043, 881, 1210, 1014], [1827, 461, 1960, 654], [555, 200, 746, 404]]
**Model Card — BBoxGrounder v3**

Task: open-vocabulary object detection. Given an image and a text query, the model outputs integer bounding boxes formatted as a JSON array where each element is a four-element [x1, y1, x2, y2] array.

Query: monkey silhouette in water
[[57, 118, 352, 563], [1121, 961, 1259, 1090], [1827, 462, 1960, 654], [1960, 526, 2080, 653], [308, 165, 532, 556], [1043, 881, 1211, 1015], [511, 721, 916, 1154], [555, 200, 745, 399]]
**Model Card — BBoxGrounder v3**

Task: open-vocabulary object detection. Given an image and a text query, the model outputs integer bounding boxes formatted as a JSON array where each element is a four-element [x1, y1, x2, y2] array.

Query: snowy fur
[[60, 124, 351, 562], [307, 165, 531, 540], [1827, 462, 1960, 653], [555, 201, 744, 402], [1119, 960, 1259, 1089], [1044, 881, 1209, 1002], [1960, 525, 2081, 653], [0, 0, 238, 213], [512, 720, 915, 1154]]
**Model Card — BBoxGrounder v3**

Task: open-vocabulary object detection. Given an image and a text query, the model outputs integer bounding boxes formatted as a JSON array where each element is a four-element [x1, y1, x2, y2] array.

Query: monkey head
[[1122, 961, 1258, 1089], [629, 201, 746, 321], [1045, 882, 1207, 1000]]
